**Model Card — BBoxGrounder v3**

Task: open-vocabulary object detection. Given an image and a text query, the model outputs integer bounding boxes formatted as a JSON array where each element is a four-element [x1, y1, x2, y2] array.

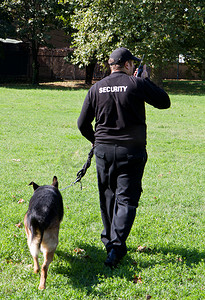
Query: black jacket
[[78, 71, 170, 146]]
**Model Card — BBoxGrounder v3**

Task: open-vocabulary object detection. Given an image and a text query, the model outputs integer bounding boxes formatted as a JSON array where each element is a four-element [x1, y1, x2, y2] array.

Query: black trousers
[[94, 143, 147, 256]]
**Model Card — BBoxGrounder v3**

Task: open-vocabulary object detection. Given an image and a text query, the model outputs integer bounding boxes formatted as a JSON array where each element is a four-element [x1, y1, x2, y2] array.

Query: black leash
[[60, 146, 95, 191]]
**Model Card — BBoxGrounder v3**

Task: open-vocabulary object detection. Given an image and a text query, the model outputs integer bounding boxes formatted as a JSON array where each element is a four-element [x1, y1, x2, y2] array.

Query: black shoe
[[104, 248, 123, 268]]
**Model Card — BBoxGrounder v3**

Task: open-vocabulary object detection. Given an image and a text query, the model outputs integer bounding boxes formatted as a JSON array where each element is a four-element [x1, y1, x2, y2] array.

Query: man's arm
[[142, 78, 171, 109], [138, 65, 171, 109], [77, 91, 95, 144]]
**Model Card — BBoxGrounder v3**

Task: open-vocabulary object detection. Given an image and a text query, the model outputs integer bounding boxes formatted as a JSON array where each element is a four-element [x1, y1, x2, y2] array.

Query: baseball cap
[[108, 47, 141, 65]]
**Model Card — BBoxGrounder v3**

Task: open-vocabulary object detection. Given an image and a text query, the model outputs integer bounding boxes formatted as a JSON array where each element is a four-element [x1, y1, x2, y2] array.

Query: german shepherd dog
[[24, 176, 63, 290]]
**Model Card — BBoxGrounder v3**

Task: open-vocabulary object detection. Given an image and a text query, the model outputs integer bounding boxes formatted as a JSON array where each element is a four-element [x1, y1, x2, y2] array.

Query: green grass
[[0, 80, 204, 299]]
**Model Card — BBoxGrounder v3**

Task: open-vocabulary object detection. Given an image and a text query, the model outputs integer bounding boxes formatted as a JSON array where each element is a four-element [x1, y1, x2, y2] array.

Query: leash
[[60, 146, 95, 191]]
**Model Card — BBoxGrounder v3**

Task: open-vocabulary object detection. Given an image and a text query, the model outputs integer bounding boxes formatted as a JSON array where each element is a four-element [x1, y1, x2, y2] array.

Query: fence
[[38, 47, 85, 81], [38, 48, 200, 81]]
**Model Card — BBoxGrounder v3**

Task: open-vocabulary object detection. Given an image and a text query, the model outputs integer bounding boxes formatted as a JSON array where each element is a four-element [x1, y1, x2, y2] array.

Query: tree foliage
[[71, 0, 142, 67], [70, 0, 205, 83], [0, 1, 15, 39], [1, 0, 204, 83], [138, 0, 205, 81], [3, 0, 63, 84], [180, 1, 205, 79]]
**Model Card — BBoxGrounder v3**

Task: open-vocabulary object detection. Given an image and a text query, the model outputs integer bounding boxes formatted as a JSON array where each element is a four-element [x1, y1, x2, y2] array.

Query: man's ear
[[124, 61, 129, 69]]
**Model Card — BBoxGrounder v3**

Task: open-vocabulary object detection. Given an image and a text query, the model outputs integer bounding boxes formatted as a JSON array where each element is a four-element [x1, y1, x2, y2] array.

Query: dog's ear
[[29, 181, 39, 191], [52, 176, 58, 189]]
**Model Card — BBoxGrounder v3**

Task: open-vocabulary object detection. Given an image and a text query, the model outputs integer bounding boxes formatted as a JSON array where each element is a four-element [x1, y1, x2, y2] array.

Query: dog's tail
[[28, 216, 44, 257]]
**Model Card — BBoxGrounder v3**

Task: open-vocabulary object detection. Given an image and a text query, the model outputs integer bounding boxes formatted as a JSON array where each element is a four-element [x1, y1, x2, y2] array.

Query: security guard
[[78, 47, 170, 268]]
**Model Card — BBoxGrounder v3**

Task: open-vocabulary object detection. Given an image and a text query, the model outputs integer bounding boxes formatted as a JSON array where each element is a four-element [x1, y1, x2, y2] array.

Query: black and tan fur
[[24, 176, 63, 290]]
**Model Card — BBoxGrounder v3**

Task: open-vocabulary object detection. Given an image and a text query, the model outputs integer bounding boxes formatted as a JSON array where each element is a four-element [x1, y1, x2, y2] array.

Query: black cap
[[108, 47, 141, 65]]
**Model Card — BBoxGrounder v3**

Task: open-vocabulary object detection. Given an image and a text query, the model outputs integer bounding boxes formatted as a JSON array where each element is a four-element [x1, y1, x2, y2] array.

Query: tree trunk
[[31, 40, 39, 85], [200, 59, 205, 80], [85, 62, 96, 85], [150, 65, 163, 88]]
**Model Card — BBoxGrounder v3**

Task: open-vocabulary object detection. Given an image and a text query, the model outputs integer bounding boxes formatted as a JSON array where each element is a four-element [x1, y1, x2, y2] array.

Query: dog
[[24, 176, 64, 290]]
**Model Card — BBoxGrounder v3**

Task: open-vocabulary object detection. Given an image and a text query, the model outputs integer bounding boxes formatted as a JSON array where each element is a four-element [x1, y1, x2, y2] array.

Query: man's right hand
[[141, 64, 148, 79]]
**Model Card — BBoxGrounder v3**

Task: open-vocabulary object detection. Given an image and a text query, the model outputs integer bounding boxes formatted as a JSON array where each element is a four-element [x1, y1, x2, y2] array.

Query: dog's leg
[[24, 214, 40, 274], [39, 250, 55, 290], [33, 256, 40, 274], [24, 214, 29, 237]]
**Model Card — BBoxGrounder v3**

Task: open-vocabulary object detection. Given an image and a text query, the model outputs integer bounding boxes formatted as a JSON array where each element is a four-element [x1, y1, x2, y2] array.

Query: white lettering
[[99, 86, 128, 94]]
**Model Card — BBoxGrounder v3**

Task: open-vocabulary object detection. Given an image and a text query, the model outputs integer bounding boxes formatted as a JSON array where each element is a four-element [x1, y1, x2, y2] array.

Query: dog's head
[[29, 176, 58, 190]]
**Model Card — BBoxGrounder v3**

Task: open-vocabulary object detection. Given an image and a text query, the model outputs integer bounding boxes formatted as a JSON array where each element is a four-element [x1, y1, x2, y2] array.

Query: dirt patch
[[39, 80, 97, 89]]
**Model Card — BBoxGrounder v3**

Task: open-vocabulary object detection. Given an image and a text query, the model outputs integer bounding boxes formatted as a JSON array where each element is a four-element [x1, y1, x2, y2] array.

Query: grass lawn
[[0, 80, 204, 299]]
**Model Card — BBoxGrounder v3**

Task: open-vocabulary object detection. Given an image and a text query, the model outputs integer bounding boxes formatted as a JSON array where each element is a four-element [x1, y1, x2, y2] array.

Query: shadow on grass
[[128, 244, 205, 270], [163, 80, 205, 95], [151, 245, 205, 267], [55, 244, 134, 296], [55, 242, 205, 296], [1, 80, 205, 94], [0, 80, 92, 91]]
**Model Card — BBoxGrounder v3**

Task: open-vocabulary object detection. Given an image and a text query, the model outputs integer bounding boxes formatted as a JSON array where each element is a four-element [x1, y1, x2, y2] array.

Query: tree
[[3, 0, 64, 84], [0, 2, 15, 39], [180, 1, 205, 79], [70, 0, 143, 83], [70, 0, 205, 85], [137, 0, 205, 84], [61, 0, 98, 84]]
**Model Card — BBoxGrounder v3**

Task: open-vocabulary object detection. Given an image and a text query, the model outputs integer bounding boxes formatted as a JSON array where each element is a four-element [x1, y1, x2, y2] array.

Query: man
[[77, 47, 170, 268]]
